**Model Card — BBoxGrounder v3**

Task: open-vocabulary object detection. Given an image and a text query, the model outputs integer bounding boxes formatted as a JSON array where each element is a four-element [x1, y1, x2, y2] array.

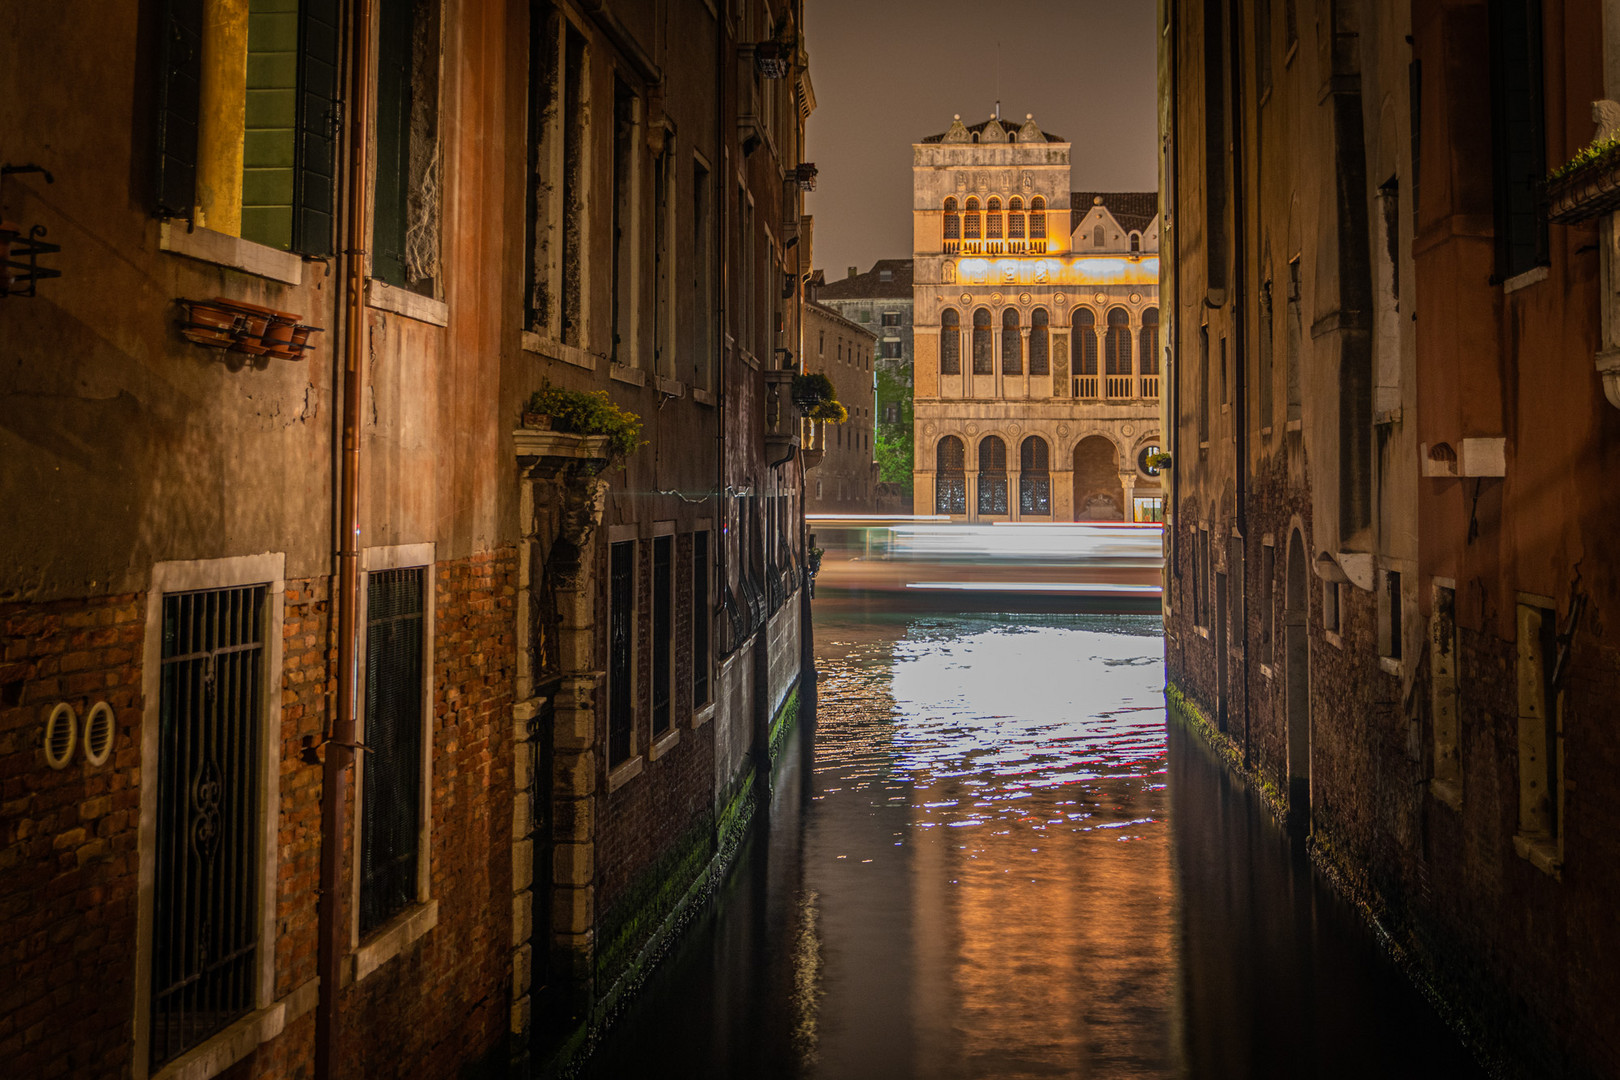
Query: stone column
[[1120, 472, 1138, 523], [1021, 327, 1032, 398]]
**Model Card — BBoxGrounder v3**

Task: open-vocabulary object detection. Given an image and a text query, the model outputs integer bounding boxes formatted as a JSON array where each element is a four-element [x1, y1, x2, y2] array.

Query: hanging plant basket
[[791, 371, 835, 410], [754, 41, 791, 78]]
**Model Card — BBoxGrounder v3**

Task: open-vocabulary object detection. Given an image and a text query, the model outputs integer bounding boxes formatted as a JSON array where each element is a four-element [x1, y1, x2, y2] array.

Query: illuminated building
[[912, 112, 1162, 521]]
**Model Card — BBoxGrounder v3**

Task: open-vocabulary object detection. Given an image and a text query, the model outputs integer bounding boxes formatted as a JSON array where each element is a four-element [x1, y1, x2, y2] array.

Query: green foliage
[[524, 381, 645, 458], [792, 371, 837, 406], [1146, 450, 1173, 471], [807, 399, 848, 423], [1548, 134, 1620, 182], [874, 428, 914, 486]]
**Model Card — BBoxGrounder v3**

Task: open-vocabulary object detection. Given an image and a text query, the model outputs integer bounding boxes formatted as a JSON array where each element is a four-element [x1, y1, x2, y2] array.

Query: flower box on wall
[[1547, 147, 1620, 224], [177, 297, 322, 360]]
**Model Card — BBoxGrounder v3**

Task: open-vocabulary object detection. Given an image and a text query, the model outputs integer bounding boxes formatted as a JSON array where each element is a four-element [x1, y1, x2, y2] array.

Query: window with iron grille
[[978, 436, 1008, 515], [692, 531, 710, 707], [1020, 437, 1051, 515], [936, 436, 967, 514], [609, 540, 635, 765], [940, 308, 961, 374], [652, 535, 673, 738], [972, 308, 993, 374], [881, 311, 900, 327], [151, 585, 267, 1068], [360, 567, 426, 936]]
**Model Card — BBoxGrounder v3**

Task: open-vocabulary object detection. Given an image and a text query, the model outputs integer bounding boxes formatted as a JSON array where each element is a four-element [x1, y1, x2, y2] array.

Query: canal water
[[580, 604, 1482, 1079]]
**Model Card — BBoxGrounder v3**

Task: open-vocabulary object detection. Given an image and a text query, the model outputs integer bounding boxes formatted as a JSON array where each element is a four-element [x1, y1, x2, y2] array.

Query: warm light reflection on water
[[580, 606, 1483, 1080]]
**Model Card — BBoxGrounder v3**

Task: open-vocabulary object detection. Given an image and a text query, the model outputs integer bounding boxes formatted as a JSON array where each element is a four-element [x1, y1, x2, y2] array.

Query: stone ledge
[[521, 329, 598, 370], [346, 900, 439, 986], [366, 279, 449, 326], [159, 221, 304, 286], [148, 978, 317, 1080]]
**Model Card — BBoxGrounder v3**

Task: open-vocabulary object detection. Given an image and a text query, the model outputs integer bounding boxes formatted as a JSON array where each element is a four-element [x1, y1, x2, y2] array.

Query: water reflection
[[580, 606, 1480, 1079]]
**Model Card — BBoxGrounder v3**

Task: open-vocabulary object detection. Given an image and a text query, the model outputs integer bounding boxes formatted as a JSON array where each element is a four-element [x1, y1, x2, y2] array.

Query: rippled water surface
[[581, 605, 1481, 1079]]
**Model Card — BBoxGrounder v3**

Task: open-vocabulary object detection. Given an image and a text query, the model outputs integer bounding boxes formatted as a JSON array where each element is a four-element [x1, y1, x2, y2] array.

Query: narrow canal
[[581, 603, 1483, 1079]]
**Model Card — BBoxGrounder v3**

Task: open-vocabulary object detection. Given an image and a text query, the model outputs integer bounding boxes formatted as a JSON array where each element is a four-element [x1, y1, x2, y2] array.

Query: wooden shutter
[[154, 0, 203, 218], [293, 0, 341, 256]]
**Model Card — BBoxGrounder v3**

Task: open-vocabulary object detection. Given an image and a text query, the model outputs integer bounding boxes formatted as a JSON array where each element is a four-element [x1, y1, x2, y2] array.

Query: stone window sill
[[1194, 625, 1210, 639], [1378, 656, 1402, 676], [649, 727, 680, 761], [653, 374, 685, 398], [1324, 629, 1344, 650], [367, 279, 448, 326], [610, 362, 647, 387], [692, 387, 717, 407], [345, 899, 438, 987], [148, 978, 318, 1080], [1286, 418, 1303, 432], [607, 755, 644, 793], [520, 330, 597, 370], [1502, 265, 1549, 294], [159, 221, 304, 286], [1259, 662, 1274, 680], [1513, 833, 1562, 878], [691, 701, 715, 728]]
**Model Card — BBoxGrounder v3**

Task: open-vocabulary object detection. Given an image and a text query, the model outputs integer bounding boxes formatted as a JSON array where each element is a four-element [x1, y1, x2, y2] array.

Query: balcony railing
[[1105, 375, 1134, 399], [1071, 374, 1160, 402], [1074, 375, 1098, 399], [1139, 374, 1160, 398], [940, 238, 1049, 256]]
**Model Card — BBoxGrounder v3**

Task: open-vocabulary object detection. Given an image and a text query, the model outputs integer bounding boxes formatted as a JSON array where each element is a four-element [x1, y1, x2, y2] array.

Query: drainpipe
[[1226, 0, 1251, 763], [316, 0, 375, 1076]]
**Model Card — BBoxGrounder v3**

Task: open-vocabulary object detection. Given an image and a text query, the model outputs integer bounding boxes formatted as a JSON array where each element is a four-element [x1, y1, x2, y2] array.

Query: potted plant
[[521, 381, 645, 460], [1546, 132, 1620, 224], [791, 371, 836, 410], [1145, 450, 1173, 472], [806, 399, 848, 424]]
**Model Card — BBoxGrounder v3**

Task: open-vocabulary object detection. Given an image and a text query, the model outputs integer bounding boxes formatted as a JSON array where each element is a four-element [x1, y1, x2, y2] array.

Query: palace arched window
[[1008, 196, 1025, 239], [1001, 308, 1022, 375], [943, 197, 960, 241], [978, 436, 1009, 516], [987, 197, 1004, 240], [1130, 232, 1141, 253], [940, 307, 961, 374], [1019, 436, 1051, 515], [1139, 308, 1160, 375], [972, 308, 993, 374], [964, 197, 981, 240], [1073, 307, 1099, 397], [936, 436, 967, 514], [1029, 308, 1050, 375], [1105, 306, 1132, 397], [1094, 224, 1106, 248], [1030, 196, 1046, 239]]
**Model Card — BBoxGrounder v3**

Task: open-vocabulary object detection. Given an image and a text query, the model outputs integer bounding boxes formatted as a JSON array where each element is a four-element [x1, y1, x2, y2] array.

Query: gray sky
[[804, 0, 1159, 279]]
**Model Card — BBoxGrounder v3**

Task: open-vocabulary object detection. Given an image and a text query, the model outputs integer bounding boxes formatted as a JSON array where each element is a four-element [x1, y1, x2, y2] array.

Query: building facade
[[816, 259, 915, 508], [0, 1, 814, 1077], [911, 113, 1163, 522], [1162, 0, 1620, 1076], [802, 300, 878, 511]]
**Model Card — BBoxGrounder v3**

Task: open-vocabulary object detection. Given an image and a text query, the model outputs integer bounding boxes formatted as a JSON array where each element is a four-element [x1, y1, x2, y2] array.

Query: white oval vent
[[44, 702, 77, 770], [83, 702, 115, 767]]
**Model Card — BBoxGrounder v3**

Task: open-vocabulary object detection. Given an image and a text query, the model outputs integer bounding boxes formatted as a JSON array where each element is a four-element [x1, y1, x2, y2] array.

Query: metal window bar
[[359, 567, 425, 937], [652, 536, 673, 737], [608, 541, 635, 764], [151, 585, 266, 1068], [692, 532, 710, 706], [936, 472, 967, 514], [1020, 476, 1051, 515]]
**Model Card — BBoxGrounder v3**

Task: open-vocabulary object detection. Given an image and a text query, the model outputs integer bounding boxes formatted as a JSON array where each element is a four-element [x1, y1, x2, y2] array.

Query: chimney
[[848, 265, 858, 279]]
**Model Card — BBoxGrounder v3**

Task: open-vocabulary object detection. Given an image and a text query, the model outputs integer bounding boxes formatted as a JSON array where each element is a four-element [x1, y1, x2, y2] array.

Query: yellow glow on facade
[[950, 257, 1160, 288]]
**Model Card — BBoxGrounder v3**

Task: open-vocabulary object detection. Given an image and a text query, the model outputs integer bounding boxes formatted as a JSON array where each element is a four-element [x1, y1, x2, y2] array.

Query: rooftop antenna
[[995, 41, 1001, 120]]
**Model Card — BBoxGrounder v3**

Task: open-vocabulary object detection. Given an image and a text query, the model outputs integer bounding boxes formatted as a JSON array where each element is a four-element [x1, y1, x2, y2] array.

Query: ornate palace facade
[[912, 112, 1162, 522]]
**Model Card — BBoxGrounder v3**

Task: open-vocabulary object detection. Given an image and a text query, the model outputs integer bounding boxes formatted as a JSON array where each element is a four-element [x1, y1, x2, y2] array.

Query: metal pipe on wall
[[316, 0, 375, 1075]]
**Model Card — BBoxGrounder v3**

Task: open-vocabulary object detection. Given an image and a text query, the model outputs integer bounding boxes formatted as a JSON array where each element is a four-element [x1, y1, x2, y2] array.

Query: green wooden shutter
[[154, 0, 203, 218], [293, 0, 341, 256]]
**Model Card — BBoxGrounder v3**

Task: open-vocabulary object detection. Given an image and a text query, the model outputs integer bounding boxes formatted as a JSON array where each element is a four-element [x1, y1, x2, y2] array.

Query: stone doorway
[[1071, 436, 1123, 521]]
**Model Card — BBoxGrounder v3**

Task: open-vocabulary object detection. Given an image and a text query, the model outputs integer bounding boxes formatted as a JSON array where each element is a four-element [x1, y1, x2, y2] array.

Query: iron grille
[[152, 585, 266, 1068], [1020, 476, 1052, 515], [936, 473, 966, 515], [979, 475, 1009, 516], [608, 541, 634, 764], [692, 532, 710, 706], [360, 567, 425, 936], [652, 537, 672, 738]]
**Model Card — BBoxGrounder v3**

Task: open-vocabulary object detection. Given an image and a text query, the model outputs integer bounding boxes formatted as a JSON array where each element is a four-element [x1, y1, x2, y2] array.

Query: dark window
[[943, 197, 960, 240], [1008, 196, 1025, 239], [1138, 443, 1163, 476], [608, 540, 635, 765], [652, 535, 673, 738], [882, 311, 901, 326], [936, 436, 966, 514], [1140, 308, 1160, 376], [154, 0, 338, 256], [1199, 324, 1211, 442], [611, 78, 635, 363], [1259, 280, 1275, 425], [361, 566, 426, 936], [373, 0, 441, 293], [1130, 232, 1141, 253], [972, 308, 993, 374], [987, 196, 1003, 239], [1019, 437, 1050, 516], [1261, 543, 1276, 662], [693, 531, 710, 706], [1384, 570, 1403, 661], [882, 341, 902, 358], [1074, 308, 1099, 373], [1105, 307, 1132, 375], [964, 197, 981, 240], [1489, 0, 1547, 279], [941, 307, 961, 374], [1257, 0, 1273, 95], [978, 436, 1008, 516], [652, 148, 671, 376], [151, 585, 266, 1068], [693, 159, 713, 387], [1002, 308, 1022, 375], [1030, 196, 1046, 239], [1029, 307, 1049, 375]]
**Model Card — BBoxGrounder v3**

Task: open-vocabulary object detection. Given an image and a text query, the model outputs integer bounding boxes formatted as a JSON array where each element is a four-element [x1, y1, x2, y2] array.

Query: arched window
[[964, 197, 981, 240], [1094, 224, 1106, 248], [987, 196, 1003, 240], [1030, 196, 1046, 239], [1001, 307, 1022, 375], [1008, 196, 1025, 239], [1029, 308, 1049, 376], [936, 436, 966, 514], [1073, 308, 1099, 397], [1139, 307, 1160, 397], [943, 197, 960, 241], [1105, 306, 1132, 397], [1130, 231, 1141, 253], [977, 436, 1008, 516], [972, 307, 993, 374], [940, 307, 961, 374], [1019, 436, 1051, 515]]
